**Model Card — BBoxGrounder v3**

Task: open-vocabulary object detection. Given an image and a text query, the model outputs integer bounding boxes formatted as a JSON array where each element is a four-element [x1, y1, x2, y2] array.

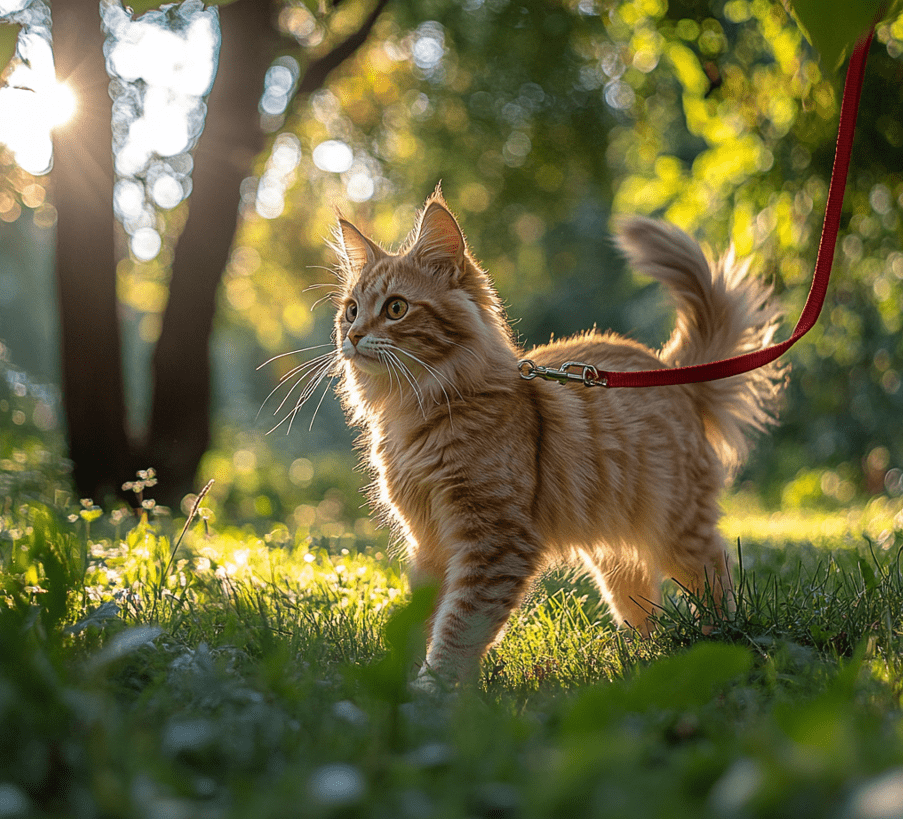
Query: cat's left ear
[[408, 197, 466, 274]]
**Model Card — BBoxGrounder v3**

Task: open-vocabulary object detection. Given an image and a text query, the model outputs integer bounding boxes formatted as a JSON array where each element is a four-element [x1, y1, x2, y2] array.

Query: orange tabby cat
[[317, 189, 784, 686]]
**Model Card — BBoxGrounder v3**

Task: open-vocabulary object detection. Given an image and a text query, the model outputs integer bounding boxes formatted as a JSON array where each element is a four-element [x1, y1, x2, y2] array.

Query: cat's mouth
[[342, 338, 388, 376], [349, 356, 387, 377]]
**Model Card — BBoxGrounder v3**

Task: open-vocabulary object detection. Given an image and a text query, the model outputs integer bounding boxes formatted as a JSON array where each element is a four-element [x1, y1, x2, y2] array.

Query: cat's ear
[[336, 218, 385, 275], [408, 196, 466, 273]]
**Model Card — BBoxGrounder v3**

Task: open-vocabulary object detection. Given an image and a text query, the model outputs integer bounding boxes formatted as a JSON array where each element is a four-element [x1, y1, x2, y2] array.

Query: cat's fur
[[328, 189, 785, 685]]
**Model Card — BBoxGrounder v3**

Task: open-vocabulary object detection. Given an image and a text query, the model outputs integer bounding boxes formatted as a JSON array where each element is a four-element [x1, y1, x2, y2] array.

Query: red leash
[[596, 29, 873, 389]]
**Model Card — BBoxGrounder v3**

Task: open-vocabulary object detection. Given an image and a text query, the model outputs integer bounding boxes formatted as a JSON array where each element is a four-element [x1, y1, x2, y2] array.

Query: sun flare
[[46, 79, 77, 128], [0, 76, 78, 173]]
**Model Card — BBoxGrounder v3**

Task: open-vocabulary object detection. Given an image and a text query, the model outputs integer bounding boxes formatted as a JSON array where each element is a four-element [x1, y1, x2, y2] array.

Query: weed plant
[[2, 453, 903, 818]]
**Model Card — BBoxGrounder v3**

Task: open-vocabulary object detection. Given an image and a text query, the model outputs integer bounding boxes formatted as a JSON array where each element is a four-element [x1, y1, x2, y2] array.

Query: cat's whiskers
[[278, 357, 335, 419], [263, 352, 335, 415], [380, 347, 403, 404], [377, 344, 455, 427], [257, 353, 332, 421], [263, 352, 340, 434], [311, 293, 340, 311], [387, 343, 461, 411], [279, 360, 334, 435], [295, 356, 337, 406], [257, 343, 334, 370], [352, 337, 419, 411], [307, 374, 337, 432], [304, 282, 344, 312], [382, 350, 427, 419], [275, 352, 334, 388]]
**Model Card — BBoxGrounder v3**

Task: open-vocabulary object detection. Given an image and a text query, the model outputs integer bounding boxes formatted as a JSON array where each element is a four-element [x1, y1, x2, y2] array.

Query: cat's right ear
[[336, 218, 385, 277], [408, 199, 467, 274]]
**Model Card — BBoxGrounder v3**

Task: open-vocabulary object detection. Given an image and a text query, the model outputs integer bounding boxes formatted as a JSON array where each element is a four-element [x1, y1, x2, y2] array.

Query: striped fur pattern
[[324, 190, 785, 686]]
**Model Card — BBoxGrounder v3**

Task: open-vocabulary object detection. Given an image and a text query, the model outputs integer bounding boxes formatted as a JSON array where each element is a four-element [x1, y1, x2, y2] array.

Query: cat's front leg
[[417, 528, 541, 687]]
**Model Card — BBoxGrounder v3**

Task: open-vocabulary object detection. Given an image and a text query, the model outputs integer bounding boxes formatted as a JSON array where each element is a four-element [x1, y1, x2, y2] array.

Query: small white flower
[[331, 700, 368, 729], [848, 768, 903, 819], [0, 783, 30, 818], [307, 763, 366, 806]]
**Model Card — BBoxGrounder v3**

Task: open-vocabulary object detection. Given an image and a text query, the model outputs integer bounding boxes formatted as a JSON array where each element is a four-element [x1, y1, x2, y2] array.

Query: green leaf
[[621, 642, 753, 712], [785, 0, 902, 70], [563, 643, 753, 734], [121, 0, 165, 16], [352, 583, 437, 704], [122, 0, 240, 18], [0, 22, 21, 78], [857, 557, 879, 592]]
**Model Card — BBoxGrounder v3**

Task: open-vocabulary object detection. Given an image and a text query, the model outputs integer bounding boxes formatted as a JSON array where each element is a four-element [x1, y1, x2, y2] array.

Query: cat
[[287, 188, 785, 687]]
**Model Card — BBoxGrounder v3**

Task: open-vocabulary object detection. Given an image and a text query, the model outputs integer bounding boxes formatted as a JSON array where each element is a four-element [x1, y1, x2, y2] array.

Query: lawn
[[2, 457, 903, 819]]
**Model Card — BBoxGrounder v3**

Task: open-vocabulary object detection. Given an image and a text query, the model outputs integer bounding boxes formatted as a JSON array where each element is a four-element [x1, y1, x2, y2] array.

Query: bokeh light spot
[[312, 140, 353, 173]]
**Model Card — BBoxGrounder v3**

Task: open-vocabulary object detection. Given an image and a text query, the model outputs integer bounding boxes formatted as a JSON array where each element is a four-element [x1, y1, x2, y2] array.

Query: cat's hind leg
[[662, 525, 734, 623], [579, 548, 661, 637]]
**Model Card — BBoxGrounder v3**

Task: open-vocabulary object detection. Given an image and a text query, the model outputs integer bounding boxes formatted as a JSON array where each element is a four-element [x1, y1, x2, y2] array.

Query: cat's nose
[[348, 328, 364, 346]]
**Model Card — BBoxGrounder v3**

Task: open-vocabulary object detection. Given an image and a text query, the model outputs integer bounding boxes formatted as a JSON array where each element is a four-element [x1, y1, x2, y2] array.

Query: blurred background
[[1, 0, 901, 535]]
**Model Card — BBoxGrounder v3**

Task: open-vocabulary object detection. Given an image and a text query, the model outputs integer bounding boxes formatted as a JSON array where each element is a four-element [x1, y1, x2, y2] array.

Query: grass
[[3, 465, 903, 818]]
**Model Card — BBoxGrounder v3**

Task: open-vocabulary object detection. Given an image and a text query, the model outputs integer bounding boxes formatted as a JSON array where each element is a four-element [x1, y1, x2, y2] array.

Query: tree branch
[[296, 0, 390, 95]]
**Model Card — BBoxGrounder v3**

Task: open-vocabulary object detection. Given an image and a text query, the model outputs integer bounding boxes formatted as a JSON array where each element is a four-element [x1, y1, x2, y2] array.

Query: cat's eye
[[384, 298, 408, 320], [345, 302, 358, 323]]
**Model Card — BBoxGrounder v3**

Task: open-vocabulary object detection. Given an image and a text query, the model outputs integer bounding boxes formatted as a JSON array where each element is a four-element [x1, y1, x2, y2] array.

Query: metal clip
[[517, 359, 609, 388]]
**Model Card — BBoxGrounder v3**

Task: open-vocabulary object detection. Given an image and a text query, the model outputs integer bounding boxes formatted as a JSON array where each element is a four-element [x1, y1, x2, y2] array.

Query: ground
[[2, 479, 903, 818]]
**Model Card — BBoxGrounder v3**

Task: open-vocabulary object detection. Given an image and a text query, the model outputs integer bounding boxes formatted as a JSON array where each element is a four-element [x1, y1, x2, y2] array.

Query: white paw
[[408, 675, 439, 696], [408, 663, 457, 697]]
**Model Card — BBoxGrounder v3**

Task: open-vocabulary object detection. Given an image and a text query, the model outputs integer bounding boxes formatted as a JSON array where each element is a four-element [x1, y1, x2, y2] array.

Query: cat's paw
[[408, 675, 439, 696], [409, 663, 452, 697]]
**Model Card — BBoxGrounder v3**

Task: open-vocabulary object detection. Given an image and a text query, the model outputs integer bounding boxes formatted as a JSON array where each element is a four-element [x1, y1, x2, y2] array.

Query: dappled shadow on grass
[[5, 493, 903, 693]]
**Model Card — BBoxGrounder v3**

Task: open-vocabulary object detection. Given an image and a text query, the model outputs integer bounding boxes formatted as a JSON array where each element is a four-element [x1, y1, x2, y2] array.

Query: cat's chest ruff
[[372, 417, 448, 486], [367, 419, 454, 552]]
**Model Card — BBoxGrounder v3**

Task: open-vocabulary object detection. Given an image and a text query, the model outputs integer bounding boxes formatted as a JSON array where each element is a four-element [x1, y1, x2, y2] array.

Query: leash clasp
[[518, 359, 609, 388]]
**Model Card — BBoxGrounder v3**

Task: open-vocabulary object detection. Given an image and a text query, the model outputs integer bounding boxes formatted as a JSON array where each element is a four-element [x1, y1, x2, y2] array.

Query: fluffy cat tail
[[615, 216, 786, 476]]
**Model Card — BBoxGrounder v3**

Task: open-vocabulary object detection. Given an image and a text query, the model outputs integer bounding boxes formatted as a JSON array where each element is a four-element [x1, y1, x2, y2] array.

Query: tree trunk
[[50, 0, 388, 509], [52, 1, 131, 503], [144, 0, 277, 507]]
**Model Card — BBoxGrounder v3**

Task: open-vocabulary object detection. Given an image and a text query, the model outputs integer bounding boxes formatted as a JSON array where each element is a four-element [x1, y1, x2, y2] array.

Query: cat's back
[[527, 329, 660, 374]]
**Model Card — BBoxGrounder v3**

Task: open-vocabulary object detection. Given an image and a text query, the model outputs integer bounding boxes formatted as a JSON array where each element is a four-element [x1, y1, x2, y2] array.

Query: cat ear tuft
[[336, 218, 385, 274], [409, 197, 466, 271]]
